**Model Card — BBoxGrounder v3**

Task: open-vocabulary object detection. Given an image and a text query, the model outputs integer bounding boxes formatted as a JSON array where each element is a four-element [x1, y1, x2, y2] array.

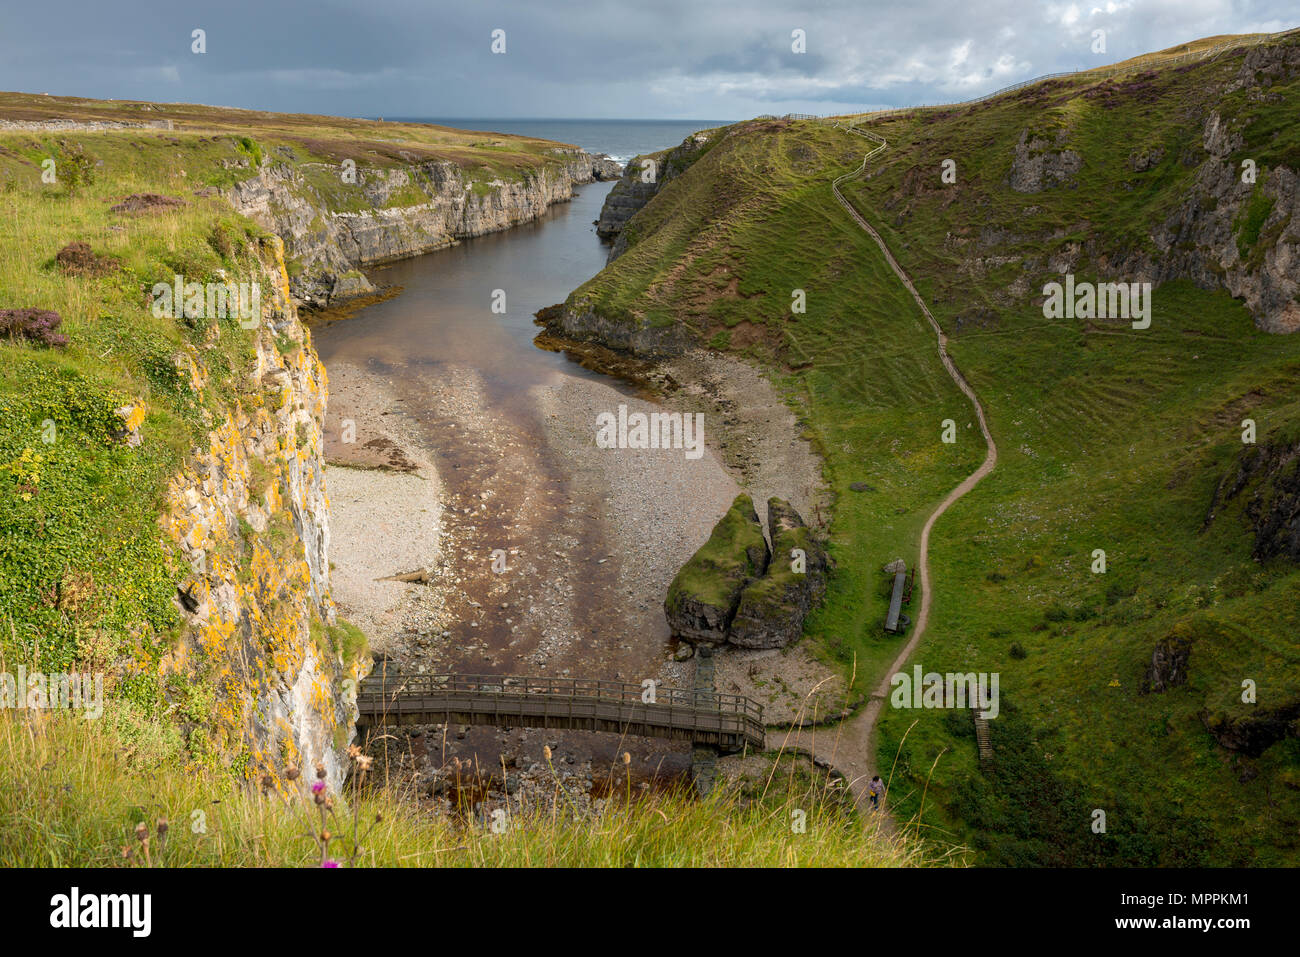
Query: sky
[[0, 0, 1294, 120]]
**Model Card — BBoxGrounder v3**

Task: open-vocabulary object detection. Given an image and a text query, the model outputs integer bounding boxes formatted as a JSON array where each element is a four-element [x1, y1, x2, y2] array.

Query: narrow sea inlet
[[312, 173, 742, 779]]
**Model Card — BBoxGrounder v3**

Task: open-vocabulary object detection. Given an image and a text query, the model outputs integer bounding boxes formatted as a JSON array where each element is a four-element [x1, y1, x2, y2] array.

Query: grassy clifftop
[[560, 32, 1300, 863], [0, 91, 581, 187]]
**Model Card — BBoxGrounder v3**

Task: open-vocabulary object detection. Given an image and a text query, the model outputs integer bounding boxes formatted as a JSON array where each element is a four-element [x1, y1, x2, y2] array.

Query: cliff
[[228, 150, 606, 308], [595, 131, 716, 259], [158, 236, 362, 791]]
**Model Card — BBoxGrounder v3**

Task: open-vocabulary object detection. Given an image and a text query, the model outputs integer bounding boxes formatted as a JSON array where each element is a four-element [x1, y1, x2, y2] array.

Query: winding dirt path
[[765, 126, 997, 817]]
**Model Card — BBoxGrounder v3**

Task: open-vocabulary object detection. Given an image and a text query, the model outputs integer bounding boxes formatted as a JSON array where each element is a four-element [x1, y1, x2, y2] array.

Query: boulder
[[728, 498, 828, 649], [664, 494, 769, 644], [1140, 631, 1193, 694], [1201, 701, 1300, 757]]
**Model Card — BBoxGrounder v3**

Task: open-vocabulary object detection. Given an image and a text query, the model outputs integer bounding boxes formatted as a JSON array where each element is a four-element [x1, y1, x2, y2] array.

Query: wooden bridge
[[356, 672, 766, 753]]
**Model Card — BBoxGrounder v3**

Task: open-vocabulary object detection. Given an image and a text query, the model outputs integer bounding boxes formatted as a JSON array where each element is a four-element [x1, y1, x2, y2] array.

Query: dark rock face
[[1201, 701, 1300, 757], [596, 162, 662, 240], [1141, 632, 1193, 693], [664, 494, 770, 645], [729, 498, 829, 649], [1206, 435, 1300, 562]]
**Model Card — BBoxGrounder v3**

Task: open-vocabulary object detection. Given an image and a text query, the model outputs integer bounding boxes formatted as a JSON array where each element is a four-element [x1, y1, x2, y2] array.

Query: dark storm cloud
[[0, 0, 1294, 118]]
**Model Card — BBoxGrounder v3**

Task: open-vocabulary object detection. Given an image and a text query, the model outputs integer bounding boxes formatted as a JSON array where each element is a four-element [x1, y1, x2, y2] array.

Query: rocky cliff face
[[1205, 429, 1300, 561], [159, 236, 361, 792], [1044, 42, 1300, 333], [595, 131, 715, 261], [227, 150, 604, 308]]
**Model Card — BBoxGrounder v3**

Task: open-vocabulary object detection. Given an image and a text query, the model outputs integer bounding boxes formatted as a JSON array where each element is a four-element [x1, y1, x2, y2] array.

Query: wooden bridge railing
[[356, 672, 766, 752]]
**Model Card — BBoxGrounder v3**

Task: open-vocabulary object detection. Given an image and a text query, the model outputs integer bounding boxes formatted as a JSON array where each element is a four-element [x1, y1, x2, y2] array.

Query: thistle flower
[[285, 765, 300, 781], [321, 859, 339, 868], [315, 762, 327, 780], [311, 780, 326, 794]]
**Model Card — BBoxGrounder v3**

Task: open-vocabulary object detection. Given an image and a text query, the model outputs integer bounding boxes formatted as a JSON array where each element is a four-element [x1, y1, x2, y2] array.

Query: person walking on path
[[868, 776, 885, 812]]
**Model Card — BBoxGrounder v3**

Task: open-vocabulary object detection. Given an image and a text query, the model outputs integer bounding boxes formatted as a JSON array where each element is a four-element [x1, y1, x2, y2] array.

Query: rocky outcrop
[[159, 236, 363, 792], [0, 118, 174, 132], [1140, 631, 1193, 693], [1089, 43, 1300, 333], [1205, 432, 1300, 561], [1201, 701, 1300, 757], [540, 294, 693, 358], [1131, 107, 1300, 334], [596, 155, 668, 240], [1008, 129, 1083, 193], [665, 494, 770, 645], [590, 154, 624, 181], [729, 498, 829, 649], [665, 496, 827, 650], [226, 150, 600, 309]]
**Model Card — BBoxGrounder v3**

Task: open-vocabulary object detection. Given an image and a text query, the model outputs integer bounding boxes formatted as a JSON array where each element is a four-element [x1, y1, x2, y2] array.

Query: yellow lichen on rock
[[155, 235, 362, 792]]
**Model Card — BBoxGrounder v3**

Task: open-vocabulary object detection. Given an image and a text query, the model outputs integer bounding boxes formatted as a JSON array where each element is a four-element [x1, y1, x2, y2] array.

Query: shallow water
[[315, 179, 701, 781], [314, 179, 625, 393]]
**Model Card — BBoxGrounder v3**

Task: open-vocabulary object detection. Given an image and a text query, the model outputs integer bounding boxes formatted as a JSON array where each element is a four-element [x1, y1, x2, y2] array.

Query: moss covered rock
[[664, 494, 769, 644], [729, 498, 828, 649]]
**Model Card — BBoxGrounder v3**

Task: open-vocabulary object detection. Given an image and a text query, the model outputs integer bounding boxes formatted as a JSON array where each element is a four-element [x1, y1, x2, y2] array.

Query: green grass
[[0, 137, 273, 695], [665, 493, 768, 612], [0, 710, 934, 867], [561, 35, 1300, 864]]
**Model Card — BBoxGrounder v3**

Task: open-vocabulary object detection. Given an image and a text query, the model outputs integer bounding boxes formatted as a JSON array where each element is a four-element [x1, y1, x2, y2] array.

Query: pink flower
[[321, 859, 339, 868], [311, 781, 326, 794]]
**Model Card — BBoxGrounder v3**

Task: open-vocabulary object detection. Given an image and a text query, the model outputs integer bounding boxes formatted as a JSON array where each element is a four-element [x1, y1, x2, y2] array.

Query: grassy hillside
[[560, 34, 1300, 864]]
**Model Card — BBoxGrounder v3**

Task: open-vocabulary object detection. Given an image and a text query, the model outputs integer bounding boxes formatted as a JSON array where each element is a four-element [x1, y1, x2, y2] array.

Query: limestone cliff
[[159, 236, 360, 792], [227, 150, 605, 308]]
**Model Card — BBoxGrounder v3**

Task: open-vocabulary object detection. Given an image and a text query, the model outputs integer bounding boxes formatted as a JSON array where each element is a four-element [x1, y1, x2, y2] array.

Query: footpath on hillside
[[764, 121, 998, 825]]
